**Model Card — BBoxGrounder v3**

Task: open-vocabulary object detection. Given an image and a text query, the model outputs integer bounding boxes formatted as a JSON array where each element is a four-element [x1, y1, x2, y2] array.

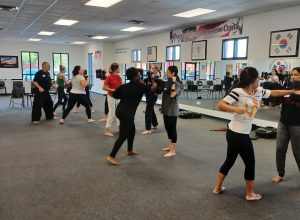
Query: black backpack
[[12, 86, 25, 98]]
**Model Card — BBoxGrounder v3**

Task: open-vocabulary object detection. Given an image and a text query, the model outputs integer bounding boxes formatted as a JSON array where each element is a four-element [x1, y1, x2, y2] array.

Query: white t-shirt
[[223, 87, 271, 134], [268, 75, 279, 83], [71, 75, 86, 94]]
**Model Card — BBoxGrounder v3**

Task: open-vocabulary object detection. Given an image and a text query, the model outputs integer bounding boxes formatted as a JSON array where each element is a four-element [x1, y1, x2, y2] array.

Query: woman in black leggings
[[73, 69, 94, 112], [161, 66, 182, 157], [106, 67, 157, 165], [59, 66, 95, 124], [213, 67, 300, 201], [53, 65, 68, 112]]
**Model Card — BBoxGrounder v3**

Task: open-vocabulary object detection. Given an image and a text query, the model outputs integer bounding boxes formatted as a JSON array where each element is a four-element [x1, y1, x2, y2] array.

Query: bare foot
[[127, 151, 138, 156], [246, 193, 262, 201], [213, 186, 226, 195], [162, 147, 170, 151], [272, 176, 284, 183], [142, 130, 151, 135], [106, 156, 118, 165], [163, 151, 175, 157]]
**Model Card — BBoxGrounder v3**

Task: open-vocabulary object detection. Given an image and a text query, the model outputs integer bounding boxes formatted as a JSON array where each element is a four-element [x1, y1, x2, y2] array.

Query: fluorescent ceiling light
[[91, 36, 108, 39], [85, 0, 122, 8], [173, 8, 215, 18], [28, 38, 41, 42], [38, 31, 55, 35], [121, 27, 146, 32], [54, 19, 79, 26], [73, 41, 86, 44]]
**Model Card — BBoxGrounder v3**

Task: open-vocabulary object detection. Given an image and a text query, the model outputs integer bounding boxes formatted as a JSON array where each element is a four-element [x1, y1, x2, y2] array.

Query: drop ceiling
[[0, 0, 299, 44]]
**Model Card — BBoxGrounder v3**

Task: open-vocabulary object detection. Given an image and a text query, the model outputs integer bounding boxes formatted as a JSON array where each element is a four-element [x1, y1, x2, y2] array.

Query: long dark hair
[[72, 65, 81, 76], [168, 66, 181, 83], [238, 67, 259, 88]]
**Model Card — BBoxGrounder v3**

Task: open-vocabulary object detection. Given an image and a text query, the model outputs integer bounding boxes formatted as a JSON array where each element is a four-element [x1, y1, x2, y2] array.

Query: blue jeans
[[276, 122, 300, 177]]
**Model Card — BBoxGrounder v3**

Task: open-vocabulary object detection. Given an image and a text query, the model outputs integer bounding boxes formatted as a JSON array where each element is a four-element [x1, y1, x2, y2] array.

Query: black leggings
[[76, 87, 93, 108], [62, 93, 91, 119], [53, 87, 68, 111], [219, 129, 255, 180], [163, 115, 177, 143], [110, 115, 135, 158]]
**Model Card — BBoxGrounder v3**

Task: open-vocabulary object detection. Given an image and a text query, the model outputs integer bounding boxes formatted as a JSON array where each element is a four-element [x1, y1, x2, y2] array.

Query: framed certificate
[[269, 29, 300, 57], [191, 40, 207, 60], [147, 46, 157, 62]]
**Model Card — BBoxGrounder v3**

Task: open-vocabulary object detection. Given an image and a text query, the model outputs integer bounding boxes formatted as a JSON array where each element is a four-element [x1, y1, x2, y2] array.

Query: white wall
[[82, 42, 114, 94], [0, 41, 84, 80], [112, 5, 300, 78]]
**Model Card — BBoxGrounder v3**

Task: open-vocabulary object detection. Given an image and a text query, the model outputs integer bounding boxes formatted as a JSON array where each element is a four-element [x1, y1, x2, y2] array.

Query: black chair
[[0, 80, 7, 95], [9, 81, 25, 108], [209, 84, 223, 98], [186, 81, 200, 98]]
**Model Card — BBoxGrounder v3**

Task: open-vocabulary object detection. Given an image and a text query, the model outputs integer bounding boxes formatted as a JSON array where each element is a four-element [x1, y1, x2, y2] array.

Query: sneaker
[[142, 130, 151, 135], [88, 119, 95, 123], [59, 119, 64, 124], [53, 112, 58, 116], [99, 118, 107, 122], [53, 116, 58, 120], [32, 121, 39, 124]]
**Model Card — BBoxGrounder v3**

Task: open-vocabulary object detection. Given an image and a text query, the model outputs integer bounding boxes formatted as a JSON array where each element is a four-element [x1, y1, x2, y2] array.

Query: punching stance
[[106, 67, 157, 165], [32, 62, 56, 123]]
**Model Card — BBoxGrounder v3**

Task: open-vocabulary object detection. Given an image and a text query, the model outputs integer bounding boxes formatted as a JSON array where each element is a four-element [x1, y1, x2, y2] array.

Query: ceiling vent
[[0, 5, 18, 12], [128, 20, 147, 25]]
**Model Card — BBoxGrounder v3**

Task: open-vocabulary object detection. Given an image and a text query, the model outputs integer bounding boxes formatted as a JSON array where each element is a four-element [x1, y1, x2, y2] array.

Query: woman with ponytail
[[213, 67, 300, 201], [59, 65, 95, 124]]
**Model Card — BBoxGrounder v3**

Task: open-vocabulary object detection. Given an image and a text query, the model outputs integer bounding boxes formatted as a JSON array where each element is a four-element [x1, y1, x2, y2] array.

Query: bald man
[[32, 62, 56, 123]]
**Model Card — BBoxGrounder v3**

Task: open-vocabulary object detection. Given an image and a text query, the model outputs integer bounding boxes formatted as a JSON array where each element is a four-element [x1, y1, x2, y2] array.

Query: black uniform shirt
[[33, 70, 52, 93], [113, 81, 148, 119]]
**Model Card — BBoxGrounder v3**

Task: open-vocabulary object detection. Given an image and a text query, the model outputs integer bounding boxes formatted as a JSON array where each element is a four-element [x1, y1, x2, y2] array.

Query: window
[[21, 51, 39, 81], [166, 45, 180, 61], [53, 53, 69, 79], [222, 37, 248, 60], [206, 61, 215, 80], [132, 49, 141, 62], [88, 53, 94, 85]]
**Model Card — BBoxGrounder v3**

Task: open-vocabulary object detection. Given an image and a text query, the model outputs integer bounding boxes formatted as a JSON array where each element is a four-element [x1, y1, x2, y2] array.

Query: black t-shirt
[[224, 76, 233, 91], [280, 94, 300, 125], [33, 70, 52, 93], [113, 81, 148, 119]]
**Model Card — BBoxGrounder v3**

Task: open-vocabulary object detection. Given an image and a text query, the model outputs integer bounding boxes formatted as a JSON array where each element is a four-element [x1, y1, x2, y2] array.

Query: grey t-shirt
[[70, 75, 86, 94]]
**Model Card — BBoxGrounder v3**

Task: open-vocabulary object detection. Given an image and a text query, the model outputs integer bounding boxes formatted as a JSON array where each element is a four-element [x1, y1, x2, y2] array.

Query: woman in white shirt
[[59, 65, 95, 124], [213, 67, 300, 201], [268, 69, 280, 83]]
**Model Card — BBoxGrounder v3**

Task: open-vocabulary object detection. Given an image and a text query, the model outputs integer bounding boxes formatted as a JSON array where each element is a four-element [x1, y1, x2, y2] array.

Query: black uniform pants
[[110, 115, 135, 158], [32, 92, 54, 121], [145, 94, 158, 130]]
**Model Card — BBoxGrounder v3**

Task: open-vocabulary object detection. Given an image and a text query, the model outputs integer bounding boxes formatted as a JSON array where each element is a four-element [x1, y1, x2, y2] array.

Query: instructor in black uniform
[[106, 67, 157, 165], [32, 62, 55, 123]]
